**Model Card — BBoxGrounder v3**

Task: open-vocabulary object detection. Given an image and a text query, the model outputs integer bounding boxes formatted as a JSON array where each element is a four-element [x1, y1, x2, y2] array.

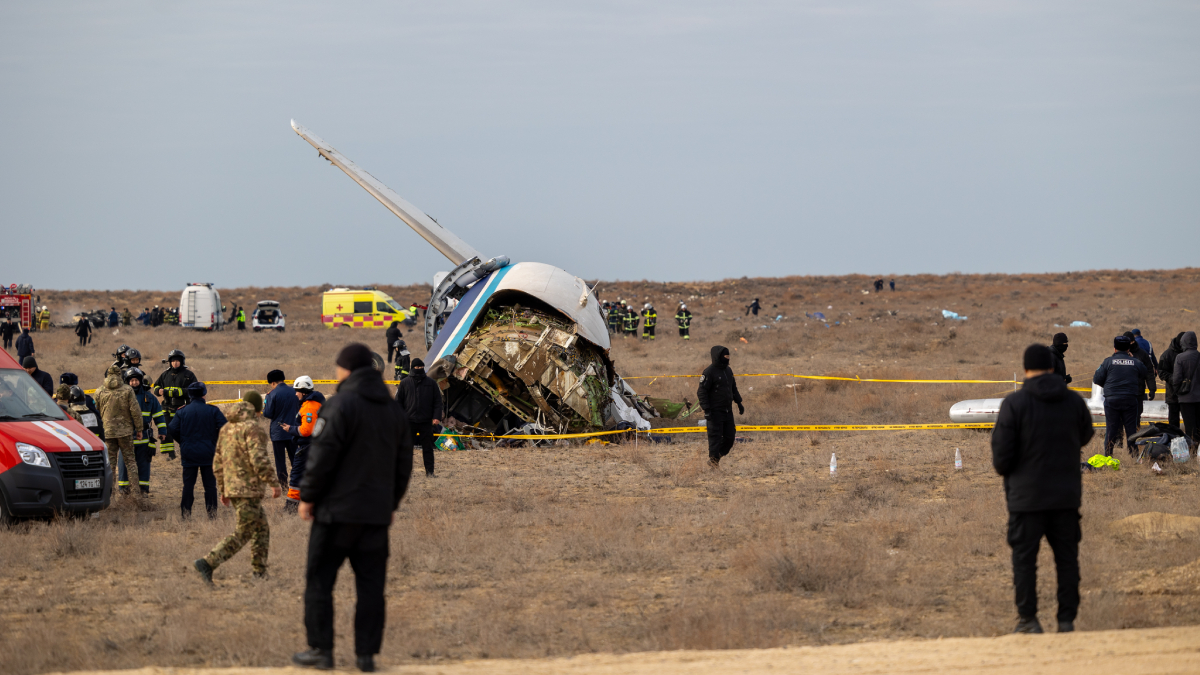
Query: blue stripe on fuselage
[[429, 265, 512, 362]]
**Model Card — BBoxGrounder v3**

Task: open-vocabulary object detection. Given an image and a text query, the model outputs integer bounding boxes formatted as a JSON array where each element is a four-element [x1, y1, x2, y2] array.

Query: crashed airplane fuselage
[[292, 121, 653, 434]]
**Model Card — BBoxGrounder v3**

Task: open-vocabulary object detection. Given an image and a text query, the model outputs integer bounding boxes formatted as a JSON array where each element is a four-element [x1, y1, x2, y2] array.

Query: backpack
[[298, 399, 322, 437]]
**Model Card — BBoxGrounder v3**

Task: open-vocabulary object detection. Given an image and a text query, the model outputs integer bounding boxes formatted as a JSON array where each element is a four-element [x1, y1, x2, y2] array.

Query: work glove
[[737, 402, 745, 415], [1149, 392, 1155, 401], [166, 450, 176, 461], [1064, 375, 1073, 384]]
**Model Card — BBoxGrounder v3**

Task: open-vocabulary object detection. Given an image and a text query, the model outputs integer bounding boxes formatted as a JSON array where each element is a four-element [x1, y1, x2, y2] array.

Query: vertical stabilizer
[[291, 120, 481, 265]]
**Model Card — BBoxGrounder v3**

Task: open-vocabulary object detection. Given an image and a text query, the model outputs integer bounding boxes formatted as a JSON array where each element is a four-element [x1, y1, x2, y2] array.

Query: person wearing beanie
[[22, 356, 54, 396], [1050, 333, 1071, 384], [293, 344, 412, 672], [279, 376, 326, 514], [1094, 335, 1150, 457], [993, 344, 1094, 635], [263, 369, 300, 495], [168, 380, 227, 518], [395, 357, 444, 478]]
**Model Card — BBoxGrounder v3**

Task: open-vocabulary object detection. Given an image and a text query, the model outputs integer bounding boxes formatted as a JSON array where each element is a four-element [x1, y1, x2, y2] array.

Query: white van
[[178, 283, 225, 330]]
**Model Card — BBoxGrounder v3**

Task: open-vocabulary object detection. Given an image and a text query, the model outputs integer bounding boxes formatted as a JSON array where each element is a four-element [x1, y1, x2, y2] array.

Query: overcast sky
[[2, 1, 1197, 291]]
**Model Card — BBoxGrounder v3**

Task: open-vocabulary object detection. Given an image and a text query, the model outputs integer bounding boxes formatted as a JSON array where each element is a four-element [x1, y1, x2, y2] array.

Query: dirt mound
[[47, 625, 1200, 675], [1122, 558, 1200, 596], [1111, 512, 1200, 540]]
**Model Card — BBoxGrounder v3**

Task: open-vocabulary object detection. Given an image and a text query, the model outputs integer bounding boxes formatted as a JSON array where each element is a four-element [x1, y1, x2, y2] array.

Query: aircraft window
[[0, 370, 67, 421], [354, 301, 373, 314]]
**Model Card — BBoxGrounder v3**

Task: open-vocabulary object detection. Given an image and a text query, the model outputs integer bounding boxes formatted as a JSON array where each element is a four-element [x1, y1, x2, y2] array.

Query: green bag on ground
[[1087, 454, 1120, 471], [435, 434, 462, 452]]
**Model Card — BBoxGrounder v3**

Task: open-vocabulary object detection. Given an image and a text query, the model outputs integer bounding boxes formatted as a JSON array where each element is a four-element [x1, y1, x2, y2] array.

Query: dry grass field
[[4, 269, 1200, 674]]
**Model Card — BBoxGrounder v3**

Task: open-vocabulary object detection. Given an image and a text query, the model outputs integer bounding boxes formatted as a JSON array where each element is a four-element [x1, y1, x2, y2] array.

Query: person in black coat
[[385, 322, 402, 363], [992, 344, 1095, 635], [294, 343, 412, 672], [1050, 333, 1071, 383], [15, 328, 34, 364], [1094, 335, 1151, 456], [1157, 332, 1186, 429], [0, 319, 15, 349], [167, 381, 227, 518], [1171, 332, 1200, 446], [75, 317, 92, 347], [395, 357, 444, 478], [23, 357, 54, 396], [697, 345, 743, 467], [1123, 330, 1157, 426]]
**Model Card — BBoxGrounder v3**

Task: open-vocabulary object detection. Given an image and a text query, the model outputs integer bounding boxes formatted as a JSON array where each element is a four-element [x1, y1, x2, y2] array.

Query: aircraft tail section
[[291, 120, 481, 265]]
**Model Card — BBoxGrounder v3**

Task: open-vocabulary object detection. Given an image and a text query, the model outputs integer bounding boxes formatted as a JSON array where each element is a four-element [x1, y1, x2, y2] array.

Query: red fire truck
[[0, 347, 111, 524], [0, 284, 34, 330]]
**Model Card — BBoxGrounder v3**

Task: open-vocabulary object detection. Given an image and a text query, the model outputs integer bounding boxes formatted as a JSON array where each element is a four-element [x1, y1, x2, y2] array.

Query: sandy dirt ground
[[49, 625, 1200, 675]]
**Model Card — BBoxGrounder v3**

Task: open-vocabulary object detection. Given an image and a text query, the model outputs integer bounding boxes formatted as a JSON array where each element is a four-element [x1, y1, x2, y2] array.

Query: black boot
[[1058, 620, 1075, 633], [356, 655, 375, 672], [292, 648, 333, 670], [193, 558, 214, 586], [1014, 616, 1043, 634]]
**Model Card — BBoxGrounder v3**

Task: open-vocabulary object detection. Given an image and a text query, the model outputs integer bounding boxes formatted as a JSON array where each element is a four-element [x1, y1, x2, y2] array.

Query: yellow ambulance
[[321, 288, 410, 328]]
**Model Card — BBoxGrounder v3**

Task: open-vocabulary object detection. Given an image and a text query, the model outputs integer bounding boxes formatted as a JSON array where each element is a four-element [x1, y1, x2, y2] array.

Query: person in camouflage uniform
[[195, 393, 280, 583], [94, 365, 144, 507]]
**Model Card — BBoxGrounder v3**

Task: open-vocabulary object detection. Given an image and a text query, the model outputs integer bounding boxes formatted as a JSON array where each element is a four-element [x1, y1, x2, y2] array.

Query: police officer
[[697, 345, 744, 467], [1123, 331, 1157, 426], [641, 303, 657, 340], [153, 349, 197, 460], [1050, 333, 1071, 383], [1094, 335, 1151, 457], [675, 304, 692, 340], [119, 366, 165, 496], [237, 307, 247, 330]]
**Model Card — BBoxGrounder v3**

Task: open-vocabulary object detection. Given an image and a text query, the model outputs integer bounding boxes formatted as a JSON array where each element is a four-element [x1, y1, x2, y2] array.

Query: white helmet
[[293, 375, 314, 391], [681, 303, 687, 310], [644, 303, 651, 309]]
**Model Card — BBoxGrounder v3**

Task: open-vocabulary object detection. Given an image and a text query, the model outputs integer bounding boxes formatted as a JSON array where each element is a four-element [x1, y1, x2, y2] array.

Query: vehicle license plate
[[76, 479, 101, 490]]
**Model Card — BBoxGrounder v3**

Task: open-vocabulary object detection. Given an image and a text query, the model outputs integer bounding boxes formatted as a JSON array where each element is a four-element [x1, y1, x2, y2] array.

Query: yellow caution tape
[[624, 373, 1022, 384]]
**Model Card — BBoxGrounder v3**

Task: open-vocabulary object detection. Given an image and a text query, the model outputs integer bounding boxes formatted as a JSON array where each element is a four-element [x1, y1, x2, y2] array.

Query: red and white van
[[0, 348, 110, 524]]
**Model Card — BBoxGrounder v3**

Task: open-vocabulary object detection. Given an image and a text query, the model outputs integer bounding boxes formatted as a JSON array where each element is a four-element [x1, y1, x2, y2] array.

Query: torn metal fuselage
[[291, 120, 655, 434]]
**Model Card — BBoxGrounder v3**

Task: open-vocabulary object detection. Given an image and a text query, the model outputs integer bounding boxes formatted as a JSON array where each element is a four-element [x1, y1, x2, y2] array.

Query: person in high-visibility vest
[[120, 367, 165, 495], [623, 307, 639, 337], [675, 304, 692, 340], [606, 302, 623, 334], [38, 307, 50, 331], [237, 307, 246, 330], [641, 303, 657, 340]]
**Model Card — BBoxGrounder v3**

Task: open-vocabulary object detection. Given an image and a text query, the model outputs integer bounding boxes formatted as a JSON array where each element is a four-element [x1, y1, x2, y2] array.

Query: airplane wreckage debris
[[291, 120, 684, 436], [432, 304, 655, 433]]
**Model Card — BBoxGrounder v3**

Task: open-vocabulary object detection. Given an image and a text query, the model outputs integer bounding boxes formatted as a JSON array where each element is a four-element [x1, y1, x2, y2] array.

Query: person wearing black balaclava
[[1158, 332, 1187, 429], [395, 358, 443, 478], [697, 345, 744, 467], [1050, 333, 1072, 384]]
